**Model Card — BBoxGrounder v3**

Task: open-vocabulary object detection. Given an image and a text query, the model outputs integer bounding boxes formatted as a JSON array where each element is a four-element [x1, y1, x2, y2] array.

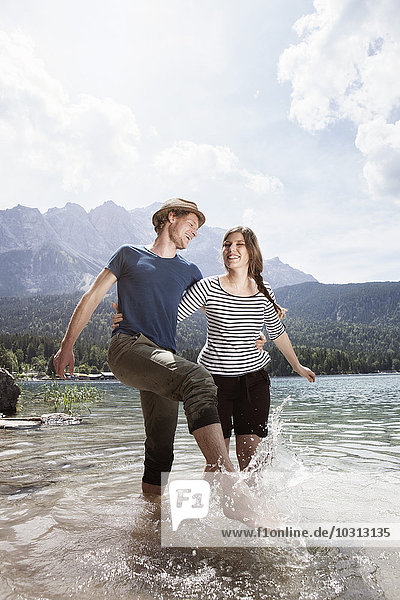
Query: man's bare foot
[[204, 471, 278, 529]]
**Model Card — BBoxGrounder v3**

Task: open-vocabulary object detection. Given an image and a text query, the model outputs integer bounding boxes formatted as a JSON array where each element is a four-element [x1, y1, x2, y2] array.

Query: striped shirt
[[177, 276, 285, 376]]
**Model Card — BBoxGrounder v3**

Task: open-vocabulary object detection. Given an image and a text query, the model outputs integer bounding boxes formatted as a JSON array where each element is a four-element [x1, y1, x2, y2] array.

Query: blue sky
[[0, 0, 399, 284]]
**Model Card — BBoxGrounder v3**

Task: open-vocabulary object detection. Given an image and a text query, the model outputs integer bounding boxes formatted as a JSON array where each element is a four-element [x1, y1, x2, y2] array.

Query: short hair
[[154, 209, 192, 234]]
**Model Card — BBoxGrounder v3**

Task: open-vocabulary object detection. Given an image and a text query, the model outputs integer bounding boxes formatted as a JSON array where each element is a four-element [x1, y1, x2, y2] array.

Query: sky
[[0, 0, 399, 284]]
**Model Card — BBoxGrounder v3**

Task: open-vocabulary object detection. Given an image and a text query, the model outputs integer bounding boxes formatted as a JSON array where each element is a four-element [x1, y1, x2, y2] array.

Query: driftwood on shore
[[0, 413, 82, 429]]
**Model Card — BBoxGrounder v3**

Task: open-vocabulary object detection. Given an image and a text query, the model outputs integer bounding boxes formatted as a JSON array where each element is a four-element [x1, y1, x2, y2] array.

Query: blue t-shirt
[[106, 245, 202, 352]]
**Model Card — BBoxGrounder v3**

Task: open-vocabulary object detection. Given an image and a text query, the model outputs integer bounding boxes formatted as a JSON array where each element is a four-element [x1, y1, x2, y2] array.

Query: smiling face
[[168, 212, 199, 249], [222, 231, 250, 271]]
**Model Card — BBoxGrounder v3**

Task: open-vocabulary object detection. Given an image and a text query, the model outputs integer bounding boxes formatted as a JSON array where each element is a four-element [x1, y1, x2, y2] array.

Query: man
[[53, 199, 236, 496]]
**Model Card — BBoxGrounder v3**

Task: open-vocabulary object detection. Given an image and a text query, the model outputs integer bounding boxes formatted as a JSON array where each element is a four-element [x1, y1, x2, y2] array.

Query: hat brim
[[152, 206, 205, 228]]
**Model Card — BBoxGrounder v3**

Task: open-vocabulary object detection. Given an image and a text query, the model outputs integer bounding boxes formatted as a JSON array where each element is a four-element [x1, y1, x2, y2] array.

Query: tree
[[31, 356, 46, 375], [0, 344, 18, 372], [47, 356, 56, 376], [15, 348, 24, 368]]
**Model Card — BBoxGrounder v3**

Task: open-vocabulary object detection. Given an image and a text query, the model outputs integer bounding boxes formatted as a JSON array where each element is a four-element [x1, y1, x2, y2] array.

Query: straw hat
[[152, 198, 206, 230]]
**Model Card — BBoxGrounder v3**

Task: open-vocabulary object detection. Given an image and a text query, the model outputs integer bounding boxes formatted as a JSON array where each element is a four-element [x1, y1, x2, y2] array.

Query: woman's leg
[[233, 370, 271, 470], [203, 374, 234, 469], [235, 434, 262, 470], [211, 373, 235, 444]]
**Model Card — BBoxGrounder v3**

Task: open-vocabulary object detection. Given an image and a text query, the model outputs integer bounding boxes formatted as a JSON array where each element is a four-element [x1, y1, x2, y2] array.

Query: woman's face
[[222, 231, 249, 270]]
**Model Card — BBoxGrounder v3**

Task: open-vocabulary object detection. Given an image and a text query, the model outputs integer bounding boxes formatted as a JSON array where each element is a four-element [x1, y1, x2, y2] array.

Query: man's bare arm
[[53, 268, 117, 378]]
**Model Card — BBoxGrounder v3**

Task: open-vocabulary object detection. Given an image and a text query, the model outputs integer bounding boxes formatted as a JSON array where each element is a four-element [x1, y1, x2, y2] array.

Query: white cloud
[[153, 140, 283, 196], [278, 0, 400, 198], [154, 141, 238, 181], [0, 30, 140, 193], [241, 170, 283, 195], [355, 117, 400, 200], [239, 199, 400, 284], [242, 207, 257, 228]]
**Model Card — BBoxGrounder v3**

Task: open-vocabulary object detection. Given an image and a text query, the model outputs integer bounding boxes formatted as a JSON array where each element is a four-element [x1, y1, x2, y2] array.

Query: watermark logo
[[161, 471, 400, 548], [169, 479, 210, 531]]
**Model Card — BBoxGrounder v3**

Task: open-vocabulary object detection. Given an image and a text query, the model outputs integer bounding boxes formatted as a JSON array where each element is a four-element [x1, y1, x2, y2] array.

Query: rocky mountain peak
[[46, 203, 88, 217], [0, 201, 318, 296], [0, 204, 56, 252], [89, 200, 124, 216]]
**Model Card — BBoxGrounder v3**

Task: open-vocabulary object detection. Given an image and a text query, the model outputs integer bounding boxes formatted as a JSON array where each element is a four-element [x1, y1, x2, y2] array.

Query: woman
[[113, 226, 315, 470]]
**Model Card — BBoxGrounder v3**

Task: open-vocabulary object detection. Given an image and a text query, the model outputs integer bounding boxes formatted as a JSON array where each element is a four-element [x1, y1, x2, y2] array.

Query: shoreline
[[14, 371, 400, 383]]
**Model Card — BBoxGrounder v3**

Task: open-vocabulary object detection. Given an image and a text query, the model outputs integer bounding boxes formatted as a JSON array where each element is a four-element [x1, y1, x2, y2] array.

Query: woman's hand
[[295, 364, 316, 382], [112, 302, 123, 329], [255, 332, 266, 353]]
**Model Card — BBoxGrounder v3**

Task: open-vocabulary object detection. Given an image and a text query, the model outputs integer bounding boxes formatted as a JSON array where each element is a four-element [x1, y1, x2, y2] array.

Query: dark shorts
[[212, 369, 271, 439]]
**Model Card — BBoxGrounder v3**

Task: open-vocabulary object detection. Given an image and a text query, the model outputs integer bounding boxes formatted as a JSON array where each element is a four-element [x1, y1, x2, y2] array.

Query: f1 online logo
[[169, 480, 210, 531]]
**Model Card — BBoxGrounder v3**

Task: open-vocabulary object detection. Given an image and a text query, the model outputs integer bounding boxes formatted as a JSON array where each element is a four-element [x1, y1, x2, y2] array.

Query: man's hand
[[112, 302, 123, 328], [53, 347, 75, 379], [255, 332, 266, 353], [294, 365, 316, 383]]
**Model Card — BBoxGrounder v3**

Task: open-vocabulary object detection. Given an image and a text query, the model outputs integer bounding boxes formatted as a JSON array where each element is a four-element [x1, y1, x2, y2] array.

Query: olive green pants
[[108, 331, 220, 485]]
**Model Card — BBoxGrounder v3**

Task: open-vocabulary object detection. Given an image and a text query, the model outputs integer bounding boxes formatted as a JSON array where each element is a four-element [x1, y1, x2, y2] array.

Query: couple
[[112, 222, 315, 478], [54, 198, 314, 507]]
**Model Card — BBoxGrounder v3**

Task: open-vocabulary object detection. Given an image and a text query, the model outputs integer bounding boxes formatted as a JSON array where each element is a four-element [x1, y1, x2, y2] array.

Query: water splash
[[2, 380, 400, 599], [247, 395, 297, 470], [237, 396, 311, 526]]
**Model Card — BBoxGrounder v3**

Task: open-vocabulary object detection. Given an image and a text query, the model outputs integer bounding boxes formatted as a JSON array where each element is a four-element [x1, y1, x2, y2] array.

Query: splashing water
[[1, 378, 399, 599], [240, 395, 400, 530]]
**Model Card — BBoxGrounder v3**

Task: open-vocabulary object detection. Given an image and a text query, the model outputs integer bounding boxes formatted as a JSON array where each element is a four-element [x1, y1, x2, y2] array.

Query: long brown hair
[[222, 226, 287, 319]]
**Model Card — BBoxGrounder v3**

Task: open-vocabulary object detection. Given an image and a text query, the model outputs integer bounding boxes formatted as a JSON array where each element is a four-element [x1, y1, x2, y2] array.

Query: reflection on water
[[0, 374, 399, 599]]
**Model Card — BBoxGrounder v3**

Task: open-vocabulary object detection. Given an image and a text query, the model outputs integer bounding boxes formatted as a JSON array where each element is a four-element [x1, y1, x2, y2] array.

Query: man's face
[[168, 212, 199, 249]]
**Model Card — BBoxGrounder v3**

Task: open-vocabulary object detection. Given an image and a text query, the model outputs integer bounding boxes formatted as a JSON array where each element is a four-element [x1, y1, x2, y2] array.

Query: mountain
[[0, 201, 317, 296], [274, 281, 400, 325], [270, 281, 400, 365], [1, 281, 398, 345]]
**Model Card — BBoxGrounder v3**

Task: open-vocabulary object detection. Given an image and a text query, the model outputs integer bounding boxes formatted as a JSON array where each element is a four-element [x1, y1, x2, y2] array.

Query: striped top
[[177, 276, 285, 376]]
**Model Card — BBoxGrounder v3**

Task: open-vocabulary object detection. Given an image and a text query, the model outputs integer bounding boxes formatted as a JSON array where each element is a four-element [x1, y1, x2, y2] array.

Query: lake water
[[0, 374, 399, 599]]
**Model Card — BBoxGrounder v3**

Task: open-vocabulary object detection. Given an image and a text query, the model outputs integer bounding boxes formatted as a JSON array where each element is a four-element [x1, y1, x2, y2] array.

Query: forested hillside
[[275, 281, 400, 325], [0, 281, 399, 376]]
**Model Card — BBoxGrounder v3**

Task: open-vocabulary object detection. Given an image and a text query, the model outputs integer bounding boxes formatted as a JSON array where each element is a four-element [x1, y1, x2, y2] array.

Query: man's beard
[[168, 228, 186, 250]]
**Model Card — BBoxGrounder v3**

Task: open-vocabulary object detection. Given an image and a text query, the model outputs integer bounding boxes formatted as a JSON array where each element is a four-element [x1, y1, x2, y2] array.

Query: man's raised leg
[[108, 332, 269, 524], [109, 333, 234, 472], [193, 423, 235, 472], [140, 390, 179, 496]]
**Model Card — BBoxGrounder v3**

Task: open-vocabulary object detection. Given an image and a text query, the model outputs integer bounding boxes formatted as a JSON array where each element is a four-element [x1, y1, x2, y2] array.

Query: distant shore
[[14, 370, 400, 383]]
